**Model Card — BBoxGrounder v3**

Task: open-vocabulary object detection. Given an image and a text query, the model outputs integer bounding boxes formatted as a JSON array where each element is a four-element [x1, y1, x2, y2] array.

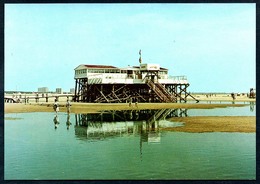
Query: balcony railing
[[168, 76, 187, 80]]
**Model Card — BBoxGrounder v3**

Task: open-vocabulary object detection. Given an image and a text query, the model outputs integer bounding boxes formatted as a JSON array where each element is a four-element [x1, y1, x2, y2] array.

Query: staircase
[[146, 79, 176, 102]]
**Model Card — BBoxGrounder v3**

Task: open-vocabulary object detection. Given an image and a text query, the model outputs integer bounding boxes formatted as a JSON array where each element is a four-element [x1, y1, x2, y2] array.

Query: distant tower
[[139, 49, 142, 64]]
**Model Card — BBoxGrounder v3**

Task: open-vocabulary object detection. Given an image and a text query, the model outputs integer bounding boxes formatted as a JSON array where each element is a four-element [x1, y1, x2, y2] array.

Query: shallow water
[[188, 104, 255, 116], [4, 105, 256, 180]]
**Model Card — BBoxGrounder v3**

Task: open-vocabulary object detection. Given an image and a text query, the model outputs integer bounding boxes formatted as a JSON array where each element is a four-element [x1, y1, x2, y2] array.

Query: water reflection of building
[[74, 109, 186, 158], [74, 108, 187, 141]]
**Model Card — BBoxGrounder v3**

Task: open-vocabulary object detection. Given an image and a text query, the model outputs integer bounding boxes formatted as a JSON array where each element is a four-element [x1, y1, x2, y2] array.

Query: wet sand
[[163, 116, 255, 133], [4, 102, 250, 114]]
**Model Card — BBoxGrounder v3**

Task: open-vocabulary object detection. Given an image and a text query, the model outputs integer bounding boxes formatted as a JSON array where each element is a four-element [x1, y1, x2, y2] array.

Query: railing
[[155, 82, 176, 102], [168, 75, 187, 80], [146, 80, 168, 102], [87, 74, 104, 79], [146, 79, 175, 102]]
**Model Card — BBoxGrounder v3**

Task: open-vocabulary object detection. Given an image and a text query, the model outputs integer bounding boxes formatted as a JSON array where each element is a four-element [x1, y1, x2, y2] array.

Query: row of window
[[75, 69, 168, 75], [75, 69, 121, 75]]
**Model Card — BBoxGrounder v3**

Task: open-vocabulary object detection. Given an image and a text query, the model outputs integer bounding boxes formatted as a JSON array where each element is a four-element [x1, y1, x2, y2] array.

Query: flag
[[139, 49, 142, 63]]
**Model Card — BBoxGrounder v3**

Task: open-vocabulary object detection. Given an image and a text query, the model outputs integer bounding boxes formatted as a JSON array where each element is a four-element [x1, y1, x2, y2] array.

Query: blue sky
[[5, 3, 255, 93]]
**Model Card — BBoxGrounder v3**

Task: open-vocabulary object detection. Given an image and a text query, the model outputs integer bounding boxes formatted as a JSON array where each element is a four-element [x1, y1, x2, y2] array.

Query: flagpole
[[139, 49, 142, 64], [139, 50, 142, 80]]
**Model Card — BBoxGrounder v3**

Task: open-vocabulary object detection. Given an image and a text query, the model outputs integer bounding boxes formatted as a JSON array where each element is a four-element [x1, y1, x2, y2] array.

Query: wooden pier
[[4, 94, 74, 103]]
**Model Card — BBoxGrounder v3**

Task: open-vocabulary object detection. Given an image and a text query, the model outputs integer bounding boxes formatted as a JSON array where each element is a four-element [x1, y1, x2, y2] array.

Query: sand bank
[[4, 102, 250, 114], [164, 116, 255, 133]]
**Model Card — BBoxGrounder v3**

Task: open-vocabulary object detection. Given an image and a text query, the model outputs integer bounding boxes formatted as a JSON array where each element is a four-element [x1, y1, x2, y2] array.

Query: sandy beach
[[4, 92, 256, 113], [4, 101, 251, 114]]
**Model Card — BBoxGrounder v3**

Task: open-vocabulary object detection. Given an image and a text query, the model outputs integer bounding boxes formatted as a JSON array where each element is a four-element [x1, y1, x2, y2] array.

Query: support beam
[[74, 77, 198, 103]]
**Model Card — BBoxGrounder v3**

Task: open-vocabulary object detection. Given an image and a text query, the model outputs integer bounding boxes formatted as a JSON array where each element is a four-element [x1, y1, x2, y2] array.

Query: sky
[[5, 3, 256, 93]]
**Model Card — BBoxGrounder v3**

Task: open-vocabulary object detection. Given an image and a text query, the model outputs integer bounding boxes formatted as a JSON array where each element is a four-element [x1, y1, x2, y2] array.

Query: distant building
[[70, 88, 75, 94], [38, 87, 49, 93], [56, 88, 63, 94]]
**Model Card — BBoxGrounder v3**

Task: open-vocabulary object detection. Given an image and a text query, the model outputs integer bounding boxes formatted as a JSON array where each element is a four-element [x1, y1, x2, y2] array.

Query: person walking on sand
[[66, 99, 71, 114], [231, 93, 236, 100], [53, 99, 59, 114], [135, 102, 138, 108]]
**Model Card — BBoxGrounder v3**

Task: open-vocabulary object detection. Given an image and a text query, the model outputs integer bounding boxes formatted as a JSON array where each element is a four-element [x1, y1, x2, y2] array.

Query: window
[[121, 70, 127, 73]]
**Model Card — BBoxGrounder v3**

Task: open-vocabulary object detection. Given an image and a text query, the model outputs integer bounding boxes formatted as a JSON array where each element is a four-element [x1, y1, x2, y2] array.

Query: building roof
[[133, 66, 168, 70], [120, 66, 140, 71], [75, 64, 168, 71], [75, 64, 118, 70], [160, 67, 168, 71], [84, 64, 118, 69]]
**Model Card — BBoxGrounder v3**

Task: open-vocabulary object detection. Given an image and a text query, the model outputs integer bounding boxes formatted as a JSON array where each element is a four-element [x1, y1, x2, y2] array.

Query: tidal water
[[4, 104, 256, 180]]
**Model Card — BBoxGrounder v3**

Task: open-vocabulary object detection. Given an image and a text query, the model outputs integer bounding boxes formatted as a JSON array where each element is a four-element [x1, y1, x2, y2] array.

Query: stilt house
[[74, 61, 198, 103]]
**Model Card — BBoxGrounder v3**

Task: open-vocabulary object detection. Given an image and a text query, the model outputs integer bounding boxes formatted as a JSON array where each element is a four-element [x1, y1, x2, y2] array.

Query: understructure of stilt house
[[73, 51, 198, 103]]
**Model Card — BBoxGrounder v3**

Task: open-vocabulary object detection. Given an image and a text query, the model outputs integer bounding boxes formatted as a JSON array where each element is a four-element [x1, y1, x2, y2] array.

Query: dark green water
[[4, 105, 255, 180]]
